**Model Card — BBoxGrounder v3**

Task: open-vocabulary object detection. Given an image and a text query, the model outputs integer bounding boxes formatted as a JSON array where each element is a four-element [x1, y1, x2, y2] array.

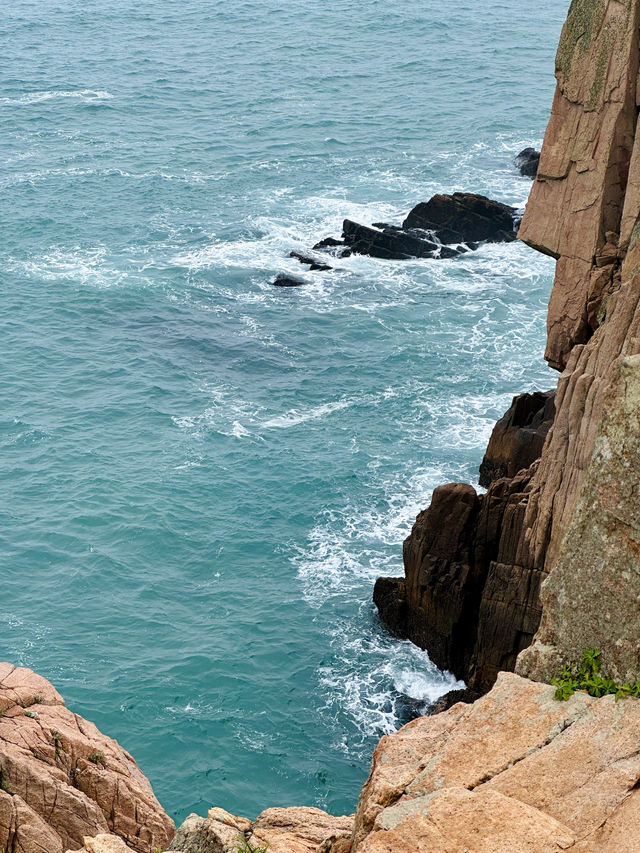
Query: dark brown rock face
[[478, 390, 555, 487], [402, 193, 518, 243], [374, 460, 545, 694]]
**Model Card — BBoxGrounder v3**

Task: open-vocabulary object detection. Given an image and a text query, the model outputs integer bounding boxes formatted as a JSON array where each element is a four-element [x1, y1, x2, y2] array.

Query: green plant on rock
[[237, 836, 269, 853], [88, 751, 106, 766], [553, 648, 640, 701]]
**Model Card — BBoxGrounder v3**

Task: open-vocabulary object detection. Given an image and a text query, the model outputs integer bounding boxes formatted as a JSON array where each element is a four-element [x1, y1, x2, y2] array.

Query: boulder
[[340, 220, 445, 260], [402, 193, 518, 243], [169, 805, 352, 853], [67, 835, 137, 852], [479, 390, 555, 487], [272, 274, 307, 287], [0, 663, 174, 853], [514, 147, 540, 177], [352, 672, 640, 853], [289, 251, 332, 271]]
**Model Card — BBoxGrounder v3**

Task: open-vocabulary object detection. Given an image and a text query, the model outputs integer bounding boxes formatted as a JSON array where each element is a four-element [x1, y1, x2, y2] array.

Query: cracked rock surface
[[351, 672, 640, 853], [0, 663, 174, 853]]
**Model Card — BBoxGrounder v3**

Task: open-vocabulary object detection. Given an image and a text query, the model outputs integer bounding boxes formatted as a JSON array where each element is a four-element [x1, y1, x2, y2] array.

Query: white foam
[[0, 89, 114, 106]]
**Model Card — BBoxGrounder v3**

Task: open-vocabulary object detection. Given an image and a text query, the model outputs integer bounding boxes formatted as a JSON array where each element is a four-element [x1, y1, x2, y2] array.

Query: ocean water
[[1, 0, 566, 824]]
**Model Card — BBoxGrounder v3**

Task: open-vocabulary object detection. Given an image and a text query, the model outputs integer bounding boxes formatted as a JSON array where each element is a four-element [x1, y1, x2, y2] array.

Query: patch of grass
[[553, 648, 640, 701], [24, 710, 36, 719], [0, 767, 12, 795], [88, 751, 106, 766], [237, 837, 269, 853], [33, 695, 45, 704], [52, 731, 62, 758]]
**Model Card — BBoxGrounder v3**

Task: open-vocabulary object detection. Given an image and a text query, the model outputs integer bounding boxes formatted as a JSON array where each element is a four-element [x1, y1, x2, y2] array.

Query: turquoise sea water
[[1, 0, 566, 824]]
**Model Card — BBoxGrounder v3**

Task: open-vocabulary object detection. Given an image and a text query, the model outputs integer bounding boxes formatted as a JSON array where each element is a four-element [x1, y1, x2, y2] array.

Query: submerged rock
[[272, 273, 307, 287], [289, 251, 332, 271], [514, 146, 540, 177], [0, 664, 174, 853]]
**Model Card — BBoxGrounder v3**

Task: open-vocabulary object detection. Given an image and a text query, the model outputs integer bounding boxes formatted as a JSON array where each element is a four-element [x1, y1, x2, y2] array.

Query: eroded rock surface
[[352, 672, 640, 853], [169, 805, 353, 853], [0, 663, 174, 853], [518, 0, 640, 371]]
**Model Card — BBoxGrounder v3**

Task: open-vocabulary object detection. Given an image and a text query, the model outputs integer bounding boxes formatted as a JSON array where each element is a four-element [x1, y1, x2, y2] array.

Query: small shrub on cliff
[[237, 836, 269, 853], [88, 751, 106, 766], [553, 648, 640, 701]]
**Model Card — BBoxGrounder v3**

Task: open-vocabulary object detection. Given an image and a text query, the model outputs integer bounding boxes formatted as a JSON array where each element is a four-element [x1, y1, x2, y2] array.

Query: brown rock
[[518, 0, 639, 371], [169, 806, 352, 853], [66, 835, 137, 852], [352, 673, 640, 853], [0, 664, 174, 853], [478, 390, 555, 487]]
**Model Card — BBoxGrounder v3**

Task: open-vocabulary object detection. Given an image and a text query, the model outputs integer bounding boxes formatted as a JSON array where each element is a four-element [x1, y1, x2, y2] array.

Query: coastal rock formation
[[374, 462, 543, 694], [352, 673, 640, 853], [478, 390, 555, 487], [514, 146, 540, 178], [168, 805, 353, 853], [518, 353, 640, 683], [375, 0, 640, 697], [67, 836, 136, 853], [302, 193, 518, 265], [518, 0, 640, 371], [0, 663, 174, 853]]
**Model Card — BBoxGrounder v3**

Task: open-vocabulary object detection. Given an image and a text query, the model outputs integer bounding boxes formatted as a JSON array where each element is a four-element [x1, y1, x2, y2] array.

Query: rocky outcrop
[[296, 193, 518, 267], [478, 390, 555, 487], [518, 0, 640, 371], [374, 461, 544, 695], [67, 836, 136, 853], [515, 147, 540, 178], [0, 663, 174, 853], [168, 805, 353, 853], [375, 0, 640, 699], [401, 193, 518, 244], [351, 672, 640, 853]]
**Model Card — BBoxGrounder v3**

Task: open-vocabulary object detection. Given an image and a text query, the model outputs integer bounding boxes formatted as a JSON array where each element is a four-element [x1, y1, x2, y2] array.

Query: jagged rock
[[352, 672, 640, 853], [518, 0, 639, 370], [340, 220, 447, 260], [289, 251, 332, 272], [169, 806, 352, 853], [168, 806, 252, 852], [374, 465, 543, 694], [402, 193, 518, 243], [518, 353, 640, 684], [514, 147, 540, 177], [272, 274, 307, 287], [479, 390, 555, 487], [0, 663, 174, 853]]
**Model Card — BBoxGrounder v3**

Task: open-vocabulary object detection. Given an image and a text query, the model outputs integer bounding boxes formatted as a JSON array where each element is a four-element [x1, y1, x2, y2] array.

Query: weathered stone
[[402, 193, 518, 243], [289, 251, 332, 271], [518, 0, 640, 370], [0, 664, 174, 853], [351, 673, 640, 853], [169, 807, 352, 853], [67, 835, 137, 852], [515, 147, 540, 178], [340, 220, 442, 260], [479, 390, 555, 487]]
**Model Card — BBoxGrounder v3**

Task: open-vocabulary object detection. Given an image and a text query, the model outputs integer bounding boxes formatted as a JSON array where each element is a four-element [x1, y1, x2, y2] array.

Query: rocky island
[[3, 0, 640, 851]]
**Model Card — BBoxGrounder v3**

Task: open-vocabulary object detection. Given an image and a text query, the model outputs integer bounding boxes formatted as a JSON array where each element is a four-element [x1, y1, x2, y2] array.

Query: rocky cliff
[[375, 0, 640, 696]]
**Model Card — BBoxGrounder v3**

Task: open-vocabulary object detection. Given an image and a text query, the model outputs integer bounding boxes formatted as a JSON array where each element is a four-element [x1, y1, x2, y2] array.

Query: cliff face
[[375, 0, 640, 695], [0, 664, 174, 853]]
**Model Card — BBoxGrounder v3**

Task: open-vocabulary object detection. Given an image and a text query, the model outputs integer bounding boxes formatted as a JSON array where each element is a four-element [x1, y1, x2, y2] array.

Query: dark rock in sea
[[272, 273, 306, 287], [394, 693, 428, 727], [289, 251, 332, 271], [479, 390, 555, 488], [312, 236, 352, 257], [515, 147, 540, 178], [340, 219, 463, 260], [373, 577, 408, 637], [428, 687, 482, 714], [402, 193, 518, 244]]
